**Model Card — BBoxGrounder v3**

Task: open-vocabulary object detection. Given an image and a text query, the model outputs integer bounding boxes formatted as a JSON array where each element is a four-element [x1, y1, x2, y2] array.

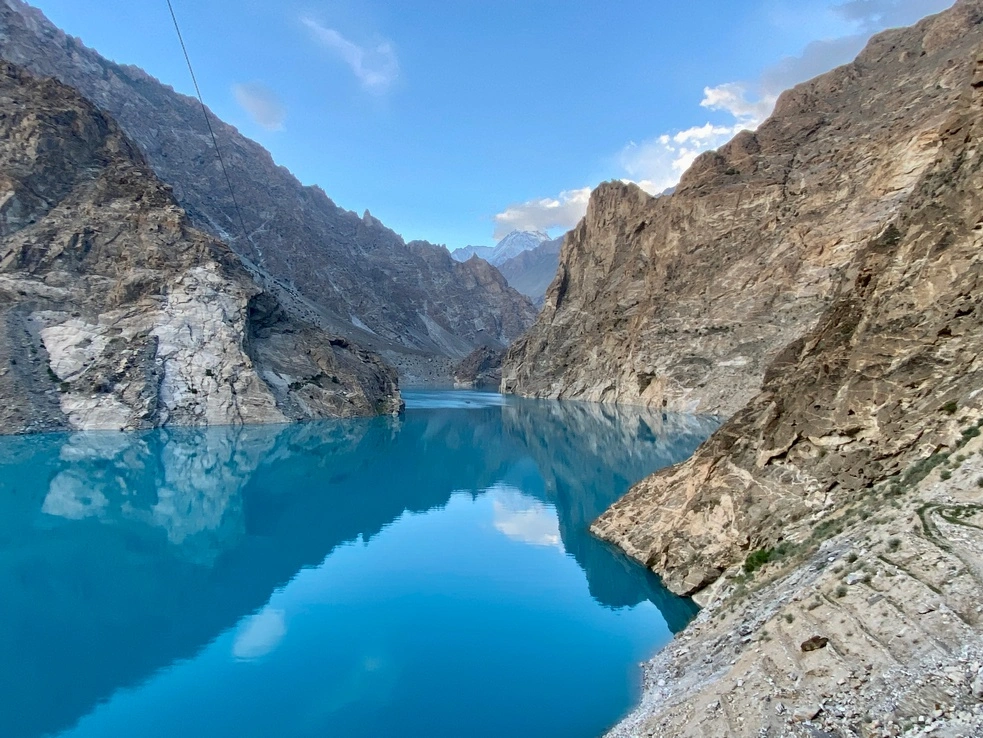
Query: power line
[[164, 0, 258, 257]]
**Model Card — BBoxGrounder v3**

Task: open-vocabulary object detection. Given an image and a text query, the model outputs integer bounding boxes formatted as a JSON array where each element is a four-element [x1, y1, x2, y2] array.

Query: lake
[[0, 390, 717, 738]]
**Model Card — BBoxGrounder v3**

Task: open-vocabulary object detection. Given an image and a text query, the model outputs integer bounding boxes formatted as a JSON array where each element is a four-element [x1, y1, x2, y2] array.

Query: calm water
[[0, 391, 718, 738]]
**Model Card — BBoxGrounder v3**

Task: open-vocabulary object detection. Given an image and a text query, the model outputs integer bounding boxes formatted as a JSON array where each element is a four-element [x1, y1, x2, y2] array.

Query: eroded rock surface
[[503, 1, 983, 415], [592, 3, 983, 597], [0, 61, 401, 434]]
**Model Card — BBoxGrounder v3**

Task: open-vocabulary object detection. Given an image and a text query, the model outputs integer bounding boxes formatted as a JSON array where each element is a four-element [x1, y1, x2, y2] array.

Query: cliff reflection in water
[[0, 392, 717, 738]]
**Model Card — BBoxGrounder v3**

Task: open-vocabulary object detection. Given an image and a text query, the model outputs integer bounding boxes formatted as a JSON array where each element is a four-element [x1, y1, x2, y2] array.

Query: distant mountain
[[487, 230, 550, 265], [497, 237, 563, 306], [451, 230, 551, 267], [0, 0, 537, 373], [450, 245, 495, 262]]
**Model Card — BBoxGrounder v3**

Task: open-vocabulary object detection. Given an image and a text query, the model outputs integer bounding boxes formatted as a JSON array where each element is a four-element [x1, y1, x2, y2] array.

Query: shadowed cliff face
[[0, 61, 401, 434], [0, 0, 537, 366], [503, 1, 983, 417], [593, 8, 983, 596]]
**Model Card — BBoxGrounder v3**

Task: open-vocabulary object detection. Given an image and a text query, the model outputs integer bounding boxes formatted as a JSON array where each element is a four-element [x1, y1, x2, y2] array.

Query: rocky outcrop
[[0, 61, 401, 434], [502, 1, 983, 415], [497, 236, 562, 305], [591, 3, 983, 596], [452, 345, 505, 388], [0, 0, 537, 370]]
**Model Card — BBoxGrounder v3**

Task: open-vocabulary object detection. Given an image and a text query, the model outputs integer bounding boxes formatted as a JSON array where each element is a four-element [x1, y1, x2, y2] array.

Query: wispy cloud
[[492, 188, 591, 240], [833, 0, 954, 31], [492, 0, 953, 235], [302, 17, 399, 93], [232, 82, 286, 131]]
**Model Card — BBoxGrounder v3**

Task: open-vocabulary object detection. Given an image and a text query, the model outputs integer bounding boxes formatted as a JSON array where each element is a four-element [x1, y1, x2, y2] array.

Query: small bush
[[847, 552, 858, 564], [977, 477, 983, 488], [962, 426, 981, 441], [940, 470, 952, 481], [744, 547, 776, 574], [784, 613, 795, 623], [835, 585, 848, 598], [887, 537, 902, 552], [942, 401, 958, 415]]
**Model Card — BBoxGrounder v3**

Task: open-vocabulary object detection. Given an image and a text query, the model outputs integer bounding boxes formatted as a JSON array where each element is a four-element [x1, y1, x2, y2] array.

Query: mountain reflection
[[0, 393, 716, 738]]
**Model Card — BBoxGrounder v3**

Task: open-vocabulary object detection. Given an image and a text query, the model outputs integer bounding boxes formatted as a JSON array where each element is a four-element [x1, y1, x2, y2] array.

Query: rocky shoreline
[[606, 434, 983, 737]]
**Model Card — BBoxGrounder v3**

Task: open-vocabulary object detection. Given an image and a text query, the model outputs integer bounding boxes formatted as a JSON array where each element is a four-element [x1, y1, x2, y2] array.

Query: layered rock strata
[[0, 61, 401, 434]]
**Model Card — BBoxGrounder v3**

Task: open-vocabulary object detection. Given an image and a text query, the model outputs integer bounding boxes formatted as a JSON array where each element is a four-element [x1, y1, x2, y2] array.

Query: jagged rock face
[[592, 22, 983, 596], [497, 237, 562, 305], [0, 0, 537, 364], [0, 61, 401, 434], [503, 1, 983, 415], [452, 346, 505, 388]]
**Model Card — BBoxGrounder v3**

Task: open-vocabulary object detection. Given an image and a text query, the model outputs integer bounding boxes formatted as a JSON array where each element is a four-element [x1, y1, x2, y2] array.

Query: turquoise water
[[0, 391, 717, 738]]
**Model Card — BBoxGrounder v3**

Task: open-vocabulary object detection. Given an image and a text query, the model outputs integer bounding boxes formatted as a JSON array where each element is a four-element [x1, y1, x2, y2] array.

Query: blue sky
[[29, 0, 953, 248]]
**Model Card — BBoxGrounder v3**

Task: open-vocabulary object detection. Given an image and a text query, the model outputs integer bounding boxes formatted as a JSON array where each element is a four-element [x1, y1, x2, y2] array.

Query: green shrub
[[942, 401, 958, 415], [744, 547, 776, 574], [940, 470, 952, 481]]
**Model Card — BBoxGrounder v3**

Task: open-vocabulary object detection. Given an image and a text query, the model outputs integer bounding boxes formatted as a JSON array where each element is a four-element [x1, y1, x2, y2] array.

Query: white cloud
[[302, 18, 398, 93], [490, 0, 954, 232], [232, 82, 286, 131], [490, 486, 561, 548], [833, 0, 954, 31], [617, 83, 774, 196], [492, 187, 591, 239]]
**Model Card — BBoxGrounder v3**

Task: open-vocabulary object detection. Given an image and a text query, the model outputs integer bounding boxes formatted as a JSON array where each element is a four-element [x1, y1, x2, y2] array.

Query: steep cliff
[[503, 1, 982, 415], [591, 3, 983, 596], [0, 61, 401, 434], [0, 0, 537, 368]]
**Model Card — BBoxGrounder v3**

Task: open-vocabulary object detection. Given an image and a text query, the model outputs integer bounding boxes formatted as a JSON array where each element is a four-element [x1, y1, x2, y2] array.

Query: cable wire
[[165, 0, 258, 255]]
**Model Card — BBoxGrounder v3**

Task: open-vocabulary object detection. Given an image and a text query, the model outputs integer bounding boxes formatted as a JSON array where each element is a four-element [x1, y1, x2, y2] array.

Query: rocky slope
[[592, 2, 983, 598], [497, 236, 562, 305], [502, 1, 982, 415], [607, 443, 983, 737], [0, 0, 537, 370], [0, 60, 401, 434]]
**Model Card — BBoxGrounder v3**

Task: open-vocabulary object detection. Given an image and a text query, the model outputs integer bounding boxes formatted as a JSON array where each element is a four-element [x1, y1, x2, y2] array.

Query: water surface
[[0, 391, 717, 738]]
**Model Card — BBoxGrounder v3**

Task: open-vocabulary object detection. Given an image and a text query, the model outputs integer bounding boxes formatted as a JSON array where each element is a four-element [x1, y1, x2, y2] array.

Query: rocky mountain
[[452, 345, 505, 388], [497, 236, 562, 305], [0, 0, 537, 373], [451, 230, 550, 267], [0, 60, 401, 434], [587, 1, 983, 599], [501, 2, 981, 415]]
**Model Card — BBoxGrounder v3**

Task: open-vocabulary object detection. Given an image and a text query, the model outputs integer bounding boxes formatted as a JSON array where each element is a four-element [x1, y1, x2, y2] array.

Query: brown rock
[[801, 636, 830, 653], [503, 1, 983, 416]]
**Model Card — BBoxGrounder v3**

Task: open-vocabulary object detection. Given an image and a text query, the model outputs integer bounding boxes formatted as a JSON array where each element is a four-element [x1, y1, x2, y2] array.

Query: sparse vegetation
[[744, 547, 776, 574], [835, 585, 848, 598], [887, 537, 902, 552], [942, 400, 958, 414]]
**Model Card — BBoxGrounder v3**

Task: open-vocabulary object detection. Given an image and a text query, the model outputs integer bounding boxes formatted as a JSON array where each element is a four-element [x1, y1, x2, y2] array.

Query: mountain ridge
[[0, 0, 537, 372]]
